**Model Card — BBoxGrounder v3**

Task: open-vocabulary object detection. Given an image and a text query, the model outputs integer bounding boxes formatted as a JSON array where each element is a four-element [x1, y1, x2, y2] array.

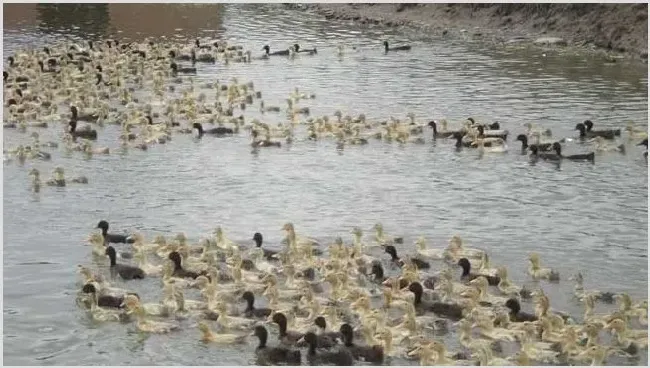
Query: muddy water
[[3, 3, 648, 366]]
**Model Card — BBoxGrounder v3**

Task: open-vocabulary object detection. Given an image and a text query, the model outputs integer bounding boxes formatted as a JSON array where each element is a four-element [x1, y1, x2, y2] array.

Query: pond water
[[2, 3, 648, 366]]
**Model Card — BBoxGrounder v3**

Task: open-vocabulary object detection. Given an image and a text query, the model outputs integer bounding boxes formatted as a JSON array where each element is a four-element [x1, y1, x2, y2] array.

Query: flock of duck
[[3, 35, 648, 366], [77, 220, 647, 366]]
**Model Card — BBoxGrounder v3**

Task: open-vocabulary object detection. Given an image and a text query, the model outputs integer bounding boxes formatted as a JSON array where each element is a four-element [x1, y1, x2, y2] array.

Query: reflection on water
[[2, 3, 648, 367], [4, 3, 225, 40]]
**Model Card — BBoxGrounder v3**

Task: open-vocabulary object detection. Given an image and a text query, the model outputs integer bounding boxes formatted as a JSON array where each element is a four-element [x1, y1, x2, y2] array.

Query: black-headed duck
[[193, 122, 233, 138], [168, 251, 204, 279], [575, 122, 615, 140], [515, 134, 553, 152], [427, 121, 456, 139], [505, 298, 538, 322], [262, 45, 290, 56], [408, 281, 464, 320], [339, 323, 384, 364], [81, 283, 125, 309], [70, 106, 98, 122], [638, 139, 648, 159], [253, 325, 302, 365], [553, 142, 595, 163], [105, 246, 145, 280], [293, 43, 317, 55], [241, 291, 272, 319], [584, 120, 621, 138], [68, 120, 97, 140], [458, 258, 500, 286], [298, 332, 354, 366], [170, 62, 196, 75], [271, 312, 304, 345], [314, 316, 343, 342], [529, 145, 561, 161], [96, 220, 135, 244], [476, 124, 508, 141], [253, 232, 279, 260], [383, 40, 412, 52], [384, 245, 430, 270]]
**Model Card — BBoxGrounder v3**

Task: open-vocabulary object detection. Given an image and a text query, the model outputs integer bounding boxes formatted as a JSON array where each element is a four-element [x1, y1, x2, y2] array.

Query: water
[[3, 3, 648, 366]]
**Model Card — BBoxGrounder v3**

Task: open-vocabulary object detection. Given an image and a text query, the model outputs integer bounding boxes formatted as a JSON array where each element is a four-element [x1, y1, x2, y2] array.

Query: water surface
[[3, 3, 648, 366]]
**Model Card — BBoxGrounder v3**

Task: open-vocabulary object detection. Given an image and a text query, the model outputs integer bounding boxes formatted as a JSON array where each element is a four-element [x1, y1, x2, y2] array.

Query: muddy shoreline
[[284, 3, 648, 64]]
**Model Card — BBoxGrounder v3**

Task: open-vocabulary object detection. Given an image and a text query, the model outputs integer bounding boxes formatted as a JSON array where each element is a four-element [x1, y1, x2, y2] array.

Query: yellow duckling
[[444, 235, 483, 261], [198, 320, 247, 344], [212, 302, 256, 331], [87, 232, 107, 257], [495, 266, 530, 298], [468, 276, 509, 305], [46, 167, 66, 187], [373, 223, 403, 245], [124, 297, 180, 334], [576, 345, 611, 366], [373, 328, 397, 357], [471, 313, 524, 342], [414, 236, 444, 259], [605, 318, 648, 348], [527, 253, 559, 281], [472, 343, 514, 366], [624, 123, 647, 140], [518, 322, 559, 363], [132, 251, 163, 276], [407, 341, 437, 365]]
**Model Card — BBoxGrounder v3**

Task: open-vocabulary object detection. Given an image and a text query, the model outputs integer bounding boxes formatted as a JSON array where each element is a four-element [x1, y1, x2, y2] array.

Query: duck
[[84, 289, 129, 323], [569, 273, 615, 303], [198, 321, 247, 344], [414, 236, 445, 259], [81, 283, 126, 309], [552, 142, 595, 163], [527, 253, 560, 281], [123, 297, 180, 333], [505, 298, 538, 322], [457, 258, 500, 286], [252, 232, 279, 260], [68, 120, 97, 140], [529, 145, 561, 161], [262, 45, 291, 56], [170, 62, 196, 75], [96, 220, 135, 244], [575, 121, 617, 140], [314, 316, 343, 342], [605, 318, 648, 351], [298, 331, 355, 366], [293, 43, 317, 55], [373, 223, 403, 245], [339, 323, 384, 364], [168, 251, 205, 279], [427, 120, 457, 139], [105, 246, 145, 280], [515, 133, 554, 152], [583, 120, 621, 138], [241, 291, 272, 319], [193, 122, 233, 138], [383, 40, 412, 52], [384, 245, 430, 270], [408, 281, 464, 320], [252, 325, 301, 365], [271, 312, 305, 345], [70, 106, 99, 122]]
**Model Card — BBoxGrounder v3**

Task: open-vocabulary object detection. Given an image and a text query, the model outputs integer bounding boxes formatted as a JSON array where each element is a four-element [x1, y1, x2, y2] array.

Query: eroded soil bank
[[285, 3, 648, 62]]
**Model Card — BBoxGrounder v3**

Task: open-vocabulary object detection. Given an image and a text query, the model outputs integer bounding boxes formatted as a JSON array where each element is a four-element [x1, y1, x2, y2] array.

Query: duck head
[[369, 261, 384, 280], [170, 62, 179, 73], [383, 245, 399, 261], [505, 298, 521, 314], [70, 106, 79, 119], [271, 312, 288, 334], [253, 232, 263, 247], [583, 120, 594, 131], [339, 323, 354, 346], [192, 122, 204, 137], [515, 134, 528, 144], [168, 251, 183, 269], [382, 40, 389, 51], [457, 257, 471, 276], [262, 45, 270, 55], [252, 325, 268, 347], [7, 56, 15, 66], [293, 43, 301, 52], [314, 316, 327, 331], [3, 71, 7, 82], [96, 220, 109, 235], [408, 281, 424, 305], [105, 246, 117, 265], [428, 120, 438, 133], [241, 290, 256, 310], [574, 123, 586, 137]]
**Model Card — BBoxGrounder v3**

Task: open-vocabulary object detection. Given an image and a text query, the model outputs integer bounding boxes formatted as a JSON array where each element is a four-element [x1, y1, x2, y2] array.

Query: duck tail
[[313, 48, 318, 54], [587, 152, 595, 163], [125, 236, 136, 244]]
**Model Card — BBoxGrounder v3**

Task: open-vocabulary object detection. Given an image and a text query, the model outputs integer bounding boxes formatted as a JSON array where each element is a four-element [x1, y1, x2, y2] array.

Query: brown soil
[[285, 3, 648, 62]]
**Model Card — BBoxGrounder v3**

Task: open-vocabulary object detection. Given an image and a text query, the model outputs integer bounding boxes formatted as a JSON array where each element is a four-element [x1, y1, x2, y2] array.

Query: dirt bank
[[285, 3, 648, 62]]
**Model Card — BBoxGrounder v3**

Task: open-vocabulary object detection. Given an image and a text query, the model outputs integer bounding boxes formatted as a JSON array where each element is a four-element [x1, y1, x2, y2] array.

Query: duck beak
[[296, 336, 305, 344]]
